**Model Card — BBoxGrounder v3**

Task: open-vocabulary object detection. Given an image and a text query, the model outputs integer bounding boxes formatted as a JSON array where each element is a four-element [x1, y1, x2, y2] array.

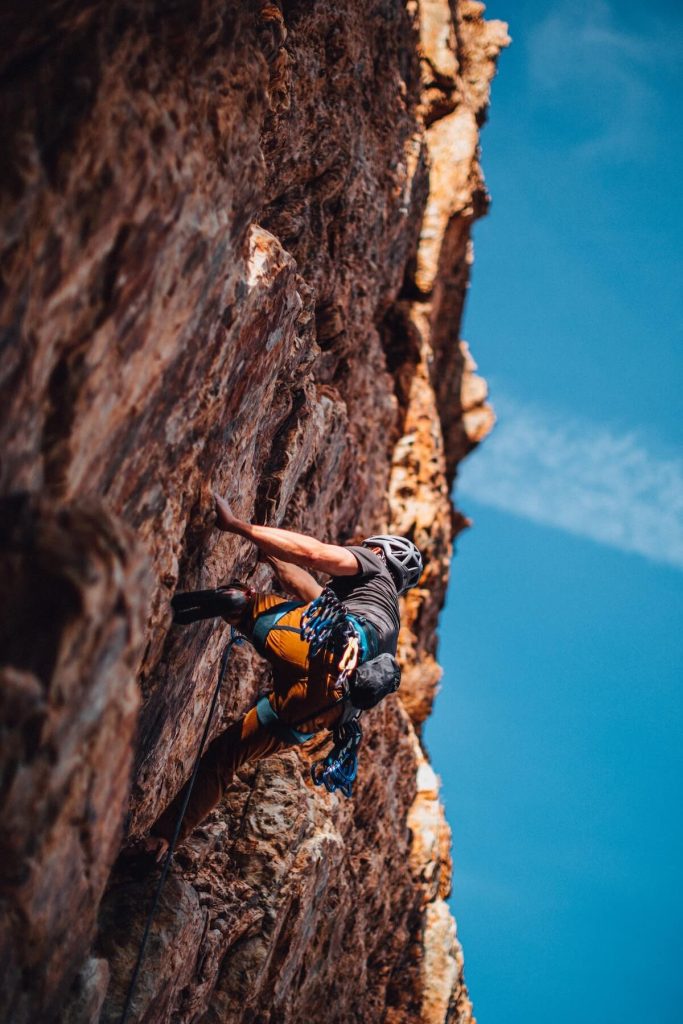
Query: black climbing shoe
[[171, 583, 253, 625]]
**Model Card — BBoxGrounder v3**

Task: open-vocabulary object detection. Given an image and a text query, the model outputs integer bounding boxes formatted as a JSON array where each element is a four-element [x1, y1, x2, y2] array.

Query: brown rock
[[0, 496, 150, 1022], [0, 1, 508, 1021], [61, 959, 111, 1024]]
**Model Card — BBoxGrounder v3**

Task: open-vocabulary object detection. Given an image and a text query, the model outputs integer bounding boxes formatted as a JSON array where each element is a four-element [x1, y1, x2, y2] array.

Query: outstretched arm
[[215, 494, 359, 576], [266, 556, 323, 602]]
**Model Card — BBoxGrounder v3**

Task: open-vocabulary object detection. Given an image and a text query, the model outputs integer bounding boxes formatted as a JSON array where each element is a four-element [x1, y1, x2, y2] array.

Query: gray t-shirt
[[328, 545, 400, 655]]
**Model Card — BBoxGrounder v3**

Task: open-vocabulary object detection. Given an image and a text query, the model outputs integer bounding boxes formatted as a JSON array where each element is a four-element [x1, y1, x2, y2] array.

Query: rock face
[[0, 2, 508, 1022]]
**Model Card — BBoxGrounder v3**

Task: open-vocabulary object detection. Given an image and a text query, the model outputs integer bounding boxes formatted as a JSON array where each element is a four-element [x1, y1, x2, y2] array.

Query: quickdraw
[[303, 588, 365, 799], [311, 717, 363, 799], [300, 586, 352, 655]]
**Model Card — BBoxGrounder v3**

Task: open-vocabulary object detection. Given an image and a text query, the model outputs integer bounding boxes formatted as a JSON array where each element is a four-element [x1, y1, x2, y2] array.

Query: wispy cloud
[[456, 396, 683, 570], [526, 0, 683, 161]]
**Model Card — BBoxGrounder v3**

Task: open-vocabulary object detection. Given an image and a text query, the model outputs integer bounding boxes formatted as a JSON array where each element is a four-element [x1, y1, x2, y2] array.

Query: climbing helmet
[[362, 535, 423, 594]]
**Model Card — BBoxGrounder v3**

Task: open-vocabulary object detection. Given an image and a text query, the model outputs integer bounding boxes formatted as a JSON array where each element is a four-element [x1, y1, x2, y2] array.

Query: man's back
[[327, 545, 400, 654]]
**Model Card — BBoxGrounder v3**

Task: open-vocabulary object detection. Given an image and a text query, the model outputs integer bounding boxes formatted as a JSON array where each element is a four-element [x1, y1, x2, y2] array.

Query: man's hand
[[215, 493, 241, 532]]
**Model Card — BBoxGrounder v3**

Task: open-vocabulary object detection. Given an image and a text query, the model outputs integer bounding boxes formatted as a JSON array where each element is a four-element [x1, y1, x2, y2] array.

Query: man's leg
[[150, 593, 341, 850], [151, 591, 299, 848], [151, 703, 285, 846]]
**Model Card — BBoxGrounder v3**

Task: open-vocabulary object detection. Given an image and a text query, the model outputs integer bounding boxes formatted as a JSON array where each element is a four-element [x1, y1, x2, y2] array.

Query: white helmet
[[362, 535, 423, 594]]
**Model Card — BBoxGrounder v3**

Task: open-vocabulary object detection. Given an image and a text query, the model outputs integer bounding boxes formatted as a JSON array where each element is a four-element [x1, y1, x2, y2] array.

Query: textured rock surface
[[0, 1, 508, 1021], [0, 496, 149, 1020]]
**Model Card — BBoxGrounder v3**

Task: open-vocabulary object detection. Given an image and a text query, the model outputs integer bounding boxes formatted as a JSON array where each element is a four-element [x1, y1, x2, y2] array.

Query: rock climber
[[145, 494, 423, 860]]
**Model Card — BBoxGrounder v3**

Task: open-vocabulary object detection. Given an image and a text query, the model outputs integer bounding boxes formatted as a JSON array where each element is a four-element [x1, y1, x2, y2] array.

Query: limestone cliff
[[0, 2, 508, 1022]]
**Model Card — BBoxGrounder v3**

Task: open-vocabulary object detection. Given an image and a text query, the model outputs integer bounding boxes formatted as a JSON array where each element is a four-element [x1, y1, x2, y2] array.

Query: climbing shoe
[[171, 582, 253, 625]]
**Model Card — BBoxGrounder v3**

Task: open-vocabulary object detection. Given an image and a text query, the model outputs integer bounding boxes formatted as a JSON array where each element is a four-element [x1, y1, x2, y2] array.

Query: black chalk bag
[[348, 653, 401, 711]]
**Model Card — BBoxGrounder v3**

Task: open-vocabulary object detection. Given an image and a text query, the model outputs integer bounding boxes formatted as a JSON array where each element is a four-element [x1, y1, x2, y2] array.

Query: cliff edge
[[0, 2, 508, 1021]]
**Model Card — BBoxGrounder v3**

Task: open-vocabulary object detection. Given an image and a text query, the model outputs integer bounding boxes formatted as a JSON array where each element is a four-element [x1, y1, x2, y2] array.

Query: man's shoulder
[[344, 545, 385, 577]]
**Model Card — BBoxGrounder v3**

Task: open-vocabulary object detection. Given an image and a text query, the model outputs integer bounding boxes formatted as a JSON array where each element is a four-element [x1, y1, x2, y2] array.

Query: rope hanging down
[[118, 627, 244, 1024]]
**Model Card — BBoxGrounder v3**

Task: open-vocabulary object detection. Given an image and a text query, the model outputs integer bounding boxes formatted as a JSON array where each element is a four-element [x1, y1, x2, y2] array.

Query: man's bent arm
[[267, 556, 324, 602], [216, 495, 359, 576]]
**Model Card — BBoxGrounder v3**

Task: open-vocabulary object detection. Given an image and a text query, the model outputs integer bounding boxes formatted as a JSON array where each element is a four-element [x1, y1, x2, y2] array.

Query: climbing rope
[[118, 627, 244, 1024]]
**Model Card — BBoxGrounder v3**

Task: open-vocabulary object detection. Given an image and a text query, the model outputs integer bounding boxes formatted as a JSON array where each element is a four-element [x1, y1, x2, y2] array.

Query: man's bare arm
[[266, 556, 323, 602], [215, 494, 359, 576]]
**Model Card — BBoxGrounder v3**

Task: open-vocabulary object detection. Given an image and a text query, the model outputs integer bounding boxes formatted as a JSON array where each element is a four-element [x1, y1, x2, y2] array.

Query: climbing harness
[[251, 588, 368, 799], [255, 694, 318, 745], [251, 598, 304, 656], [251, 591, 362, 758], [311, 716, 363, 799], [118, 627, 244, 1024]]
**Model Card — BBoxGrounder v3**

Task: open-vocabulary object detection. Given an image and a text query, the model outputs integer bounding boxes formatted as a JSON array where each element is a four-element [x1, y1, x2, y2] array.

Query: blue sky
[[425, 2, 683, 1021]]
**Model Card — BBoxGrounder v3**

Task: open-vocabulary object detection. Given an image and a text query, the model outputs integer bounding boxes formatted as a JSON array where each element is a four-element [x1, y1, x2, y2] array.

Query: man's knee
[[217, 583, 255, 625]]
